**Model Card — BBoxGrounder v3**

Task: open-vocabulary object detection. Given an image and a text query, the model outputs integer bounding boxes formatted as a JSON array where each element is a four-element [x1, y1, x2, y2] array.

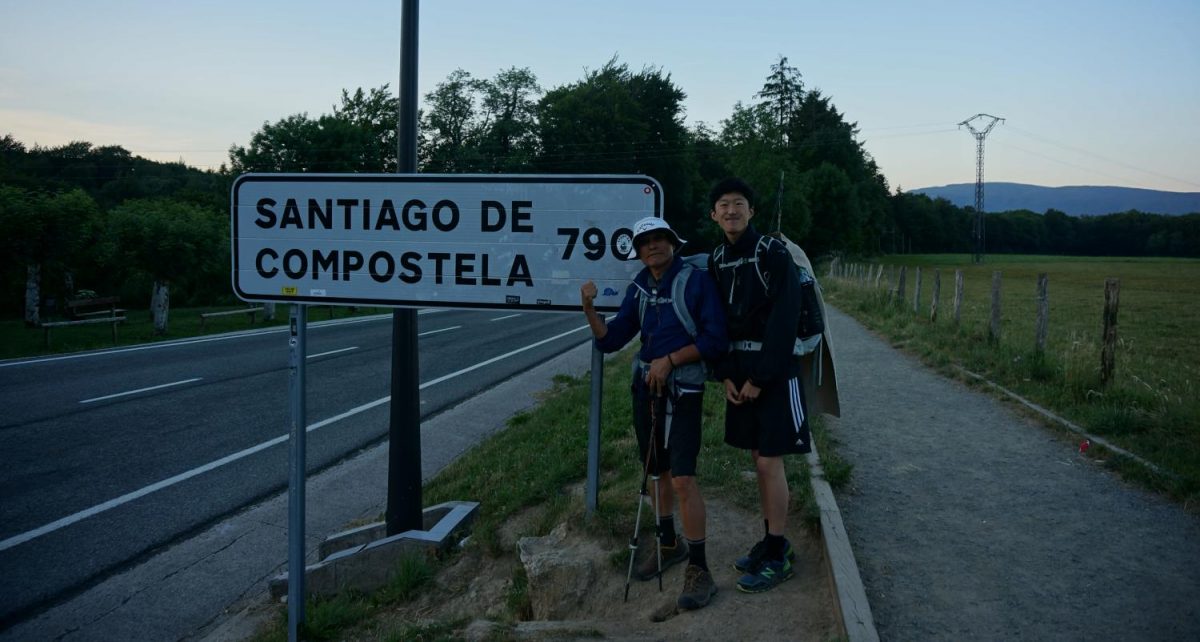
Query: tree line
[[2, 56, 1196, 327]]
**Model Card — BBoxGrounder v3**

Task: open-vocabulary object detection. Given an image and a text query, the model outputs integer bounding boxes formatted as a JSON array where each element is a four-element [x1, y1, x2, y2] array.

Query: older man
[[580, 217, 727, 611]]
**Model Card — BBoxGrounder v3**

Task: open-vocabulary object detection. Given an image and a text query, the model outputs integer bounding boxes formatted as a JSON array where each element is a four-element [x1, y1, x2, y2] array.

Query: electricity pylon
[[959, 114, 1004, 263]]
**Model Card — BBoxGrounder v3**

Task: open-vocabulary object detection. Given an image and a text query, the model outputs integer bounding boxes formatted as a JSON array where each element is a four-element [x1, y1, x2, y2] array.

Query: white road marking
[[307, 347, 358, 359], [417, 326, 461, 337], [0, 323, 589, 553], [0, 309, 448, 369], [489, 314, 521, 322], [417, 324, 588, 389], [79, 378, 203, 405]]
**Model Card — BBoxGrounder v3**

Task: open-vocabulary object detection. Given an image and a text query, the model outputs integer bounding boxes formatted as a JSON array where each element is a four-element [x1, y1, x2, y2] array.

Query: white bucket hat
[[630, 216, 686, 251]]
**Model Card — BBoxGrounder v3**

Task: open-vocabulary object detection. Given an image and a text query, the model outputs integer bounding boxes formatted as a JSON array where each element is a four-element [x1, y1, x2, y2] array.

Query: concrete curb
[[808, 443, 880, 642]]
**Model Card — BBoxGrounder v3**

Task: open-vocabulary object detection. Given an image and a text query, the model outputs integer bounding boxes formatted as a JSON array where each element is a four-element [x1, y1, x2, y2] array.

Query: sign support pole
[[585, 343, 603, 516], [287, 304, 308, 642], [387, 0, 423, 536]]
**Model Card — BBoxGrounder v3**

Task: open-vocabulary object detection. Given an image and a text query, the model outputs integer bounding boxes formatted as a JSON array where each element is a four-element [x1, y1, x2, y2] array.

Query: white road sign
[[231, 174, 662, 312]]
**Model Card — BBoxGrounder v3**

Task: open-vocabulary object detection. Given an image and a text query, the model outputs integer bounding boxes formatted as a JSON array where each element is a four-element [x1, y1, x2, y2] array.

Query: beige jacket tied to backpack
[[771, 233, 841, 418]]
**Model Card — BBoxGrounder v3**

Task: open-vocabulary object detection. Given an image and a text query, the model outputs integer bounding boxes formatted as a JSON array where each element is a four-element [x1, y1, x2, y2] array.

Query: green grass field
[[824, 254, 1200, 504]]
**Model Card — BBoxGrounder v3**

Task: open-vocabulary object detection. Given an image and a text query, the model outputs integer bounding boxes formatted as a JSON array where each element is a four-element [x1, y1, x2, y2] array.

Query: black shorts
[[724, 374, 812, 456], [632, 382, 704, 477]]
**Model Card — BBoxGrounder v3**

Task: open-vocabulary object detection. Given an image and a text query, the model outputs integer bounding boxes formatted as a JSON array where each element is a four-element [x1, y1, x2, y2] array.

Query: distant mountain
[[910, 182, 1200, 216]]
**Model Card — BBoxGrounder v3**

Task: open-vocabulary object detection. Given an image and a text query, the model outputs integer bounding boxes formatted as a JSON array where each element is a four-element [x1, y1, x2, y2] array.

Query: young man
[[580, 217, 727, 610], [707, 177, 808, 593]]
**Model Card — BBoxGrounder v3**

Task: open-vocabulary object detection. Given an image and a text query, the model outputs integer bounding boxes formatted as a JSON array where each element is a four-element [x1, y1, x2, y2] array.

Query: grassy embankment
[[823, 253, 1199, 504], [253, 348, 850, 640]]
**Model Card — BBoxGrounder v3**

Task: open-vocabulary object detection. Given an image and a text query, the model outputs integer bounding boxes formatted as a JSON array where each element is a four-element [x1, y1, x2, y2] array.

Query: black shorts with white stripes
[[724, 372, 812, 457]]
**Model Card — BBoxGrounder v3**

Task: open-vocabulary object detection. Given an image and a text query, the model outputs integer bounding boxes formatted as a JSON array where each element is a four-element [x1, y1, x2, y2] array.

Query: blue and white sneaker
[[736, 556, 794, 593], [733, 538, 795, 574]]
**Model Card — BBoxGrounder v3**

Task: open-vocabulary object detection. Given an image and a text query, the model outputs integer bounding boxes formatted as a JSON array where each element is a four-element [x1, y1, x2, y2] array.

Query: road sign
[[231, 174, 661, 312]]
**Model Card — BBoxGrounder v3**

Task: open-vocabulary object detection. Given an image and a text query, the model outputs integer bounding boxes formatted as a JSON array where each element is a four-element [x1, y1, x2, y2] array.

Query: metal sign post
[[389, 0, 422, 537], [286, 304, 307, 642], [585, 343, 603, 515]]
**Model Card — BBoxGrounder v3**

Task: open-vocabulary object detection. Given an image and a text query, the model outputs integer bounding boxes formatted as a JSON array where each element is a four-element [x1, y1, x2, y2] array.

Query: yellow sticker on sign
[[281, 286, 298, 295]]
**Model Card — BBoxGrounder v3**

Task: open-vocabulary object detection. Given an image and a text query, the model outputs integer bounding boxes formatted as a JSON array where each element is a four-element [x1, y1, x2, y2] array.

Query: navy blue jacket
[[595, 255, 727, 365]]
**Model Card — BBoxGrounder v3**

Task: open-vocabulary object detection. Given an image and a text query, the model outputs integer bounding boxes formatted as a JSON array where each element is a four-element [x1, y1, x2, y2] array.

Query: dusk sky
[[2, 0, 1197, 193]]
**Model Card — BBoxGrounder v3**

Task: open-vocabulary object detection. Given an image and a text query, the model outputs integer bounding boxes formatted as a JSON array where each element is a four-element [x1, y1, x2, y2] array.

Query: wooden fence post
[[953, 270, 964, 324], [874, 264, 883, 289], [1035, 273, 1049, 354], [896, 266, 907, 305], [913, 266, 922, 314], [1101, 278, 1120, 386], [930, 269, 941, 322], [989, 271, 1002, 342]]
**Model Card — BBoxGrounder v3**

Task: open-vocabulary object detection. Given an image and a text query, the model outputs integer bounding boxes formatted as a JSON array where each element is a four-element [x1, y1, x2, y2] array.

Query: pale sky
[[2, 0, 1197, 192]]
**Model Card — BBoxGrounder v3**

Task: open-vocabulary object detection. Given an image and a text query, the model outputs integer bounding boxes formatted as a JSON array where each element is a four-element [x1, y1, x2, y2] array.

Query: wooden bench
[[41, 315, 127, 347], [199, 306, 265, 330], [65, 296, 121, 320]]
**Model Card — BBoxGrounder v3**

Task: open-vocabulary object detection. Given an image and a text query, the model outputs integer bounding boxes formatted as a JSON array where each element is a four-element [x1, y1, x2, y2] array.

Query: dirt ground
[[357, 496, 840, 641]]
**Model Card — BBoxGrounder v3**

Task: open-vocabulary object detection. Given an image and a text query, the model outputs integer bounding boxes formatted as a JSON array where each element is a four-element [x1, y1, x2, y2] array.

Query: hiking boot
[[677, 564, 717, 610], [736, 556, 794, 593], [632, 537, 689, 581], [733, 537, 795, 573]]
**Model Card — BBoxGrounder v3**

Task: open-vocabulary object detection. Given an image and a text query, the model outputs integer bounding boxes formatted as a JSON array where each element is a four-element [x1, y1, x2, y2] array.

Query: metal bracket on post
[[287, 304, 308, 642], [586, 343, 603, 516]]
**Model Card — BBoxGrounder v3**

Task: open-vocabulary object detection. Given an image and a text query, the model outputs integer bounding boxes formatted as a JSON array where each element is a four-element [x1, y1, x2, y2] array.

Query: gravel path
[[824, 306, 1200, 641]]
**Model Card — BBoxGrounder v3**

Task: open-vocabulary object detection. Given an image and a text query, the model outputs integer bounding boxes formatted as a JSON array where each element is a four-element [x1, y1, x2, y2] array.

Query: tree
[[334, 86, 399, 172], [719, 102, 810, 242], [756, 56, 805, 140], [420, 69, 486, 172], [475, 67, 542, 172], [102, 198, 223, 334], [0, 186, 99, 324], [801, 162, 862, 255], [537, 59, 699, 242], [230, 86, 399, 174]]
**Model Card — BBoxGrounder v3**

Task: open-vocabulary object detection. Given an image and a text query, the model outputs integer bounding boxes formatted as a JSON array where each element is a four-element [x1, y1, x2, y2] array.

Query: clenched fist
[[580, 281, 598, 307]]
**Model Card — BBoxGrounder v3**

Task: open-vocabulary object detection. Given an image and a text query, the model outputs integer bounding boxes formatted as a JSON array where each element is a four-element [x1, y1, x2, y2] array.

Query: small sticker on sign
[[603, 287, 619, 296], [310, 289, 327, 296], [282, 286, 298, 295], [506, 295, 520, 304], [537, 298, 551, 305]]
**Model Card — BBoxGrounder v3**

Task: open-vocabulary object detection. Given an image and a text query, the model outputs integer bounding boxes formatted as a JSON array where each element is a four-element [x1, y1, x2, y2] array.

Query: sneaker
[[677, 564, 717, 610], [736, 556, 794, 593], [733, 537, 796, 573], [632, 538, 689, 581]]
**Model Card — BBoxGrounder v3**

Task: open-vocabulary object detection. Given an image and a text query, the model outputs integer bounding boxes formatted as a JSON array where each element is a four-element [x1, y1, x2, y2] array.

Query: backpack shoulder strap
[[671, 263, 698, 339], [753, 236, 779, 289]]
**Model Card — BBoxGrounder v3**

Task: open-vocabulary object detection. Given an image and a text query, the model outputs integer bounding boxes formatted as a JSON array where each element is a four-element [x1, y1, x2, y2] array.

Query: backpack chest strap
[[715, 256, 759, 270]]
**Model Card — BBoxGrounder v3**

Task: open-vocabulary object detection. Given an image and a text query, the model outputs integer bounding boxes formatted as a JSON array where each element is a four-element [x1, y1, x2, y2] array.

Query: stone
[[517, 523, 607, 620]]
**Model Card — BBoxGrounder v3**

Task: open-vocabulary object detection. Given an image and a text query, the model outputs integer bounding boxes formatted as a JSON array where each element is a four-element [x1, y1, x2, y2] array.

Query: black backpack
[[711, 235, 824, 355]]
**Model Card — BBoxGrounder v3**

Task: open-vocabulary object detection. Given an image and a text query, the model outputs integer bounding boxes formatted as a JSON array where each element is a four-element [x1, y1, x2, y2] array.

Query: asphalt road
[[0, 308, 590, 627]]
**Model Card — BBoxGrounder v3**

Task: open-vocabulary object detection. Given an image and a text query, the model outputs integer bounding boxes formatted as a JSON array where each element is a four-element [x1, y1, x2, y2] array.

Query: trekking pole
[[650, 393, 664, 593], [624, 403, 659, 602]]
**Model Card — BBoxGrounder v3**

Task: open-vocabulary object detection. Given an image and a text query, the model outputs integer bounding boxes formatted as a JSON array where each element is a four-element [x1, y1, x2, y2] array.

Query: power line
[[1006, 124, 1200, 190]]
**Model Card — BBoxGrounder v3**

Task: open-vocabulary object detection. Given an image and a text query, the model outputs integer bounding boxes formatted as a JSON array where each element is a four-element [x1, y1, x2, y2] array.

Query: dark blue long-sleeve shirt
[[594, 255, 727, 364]]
